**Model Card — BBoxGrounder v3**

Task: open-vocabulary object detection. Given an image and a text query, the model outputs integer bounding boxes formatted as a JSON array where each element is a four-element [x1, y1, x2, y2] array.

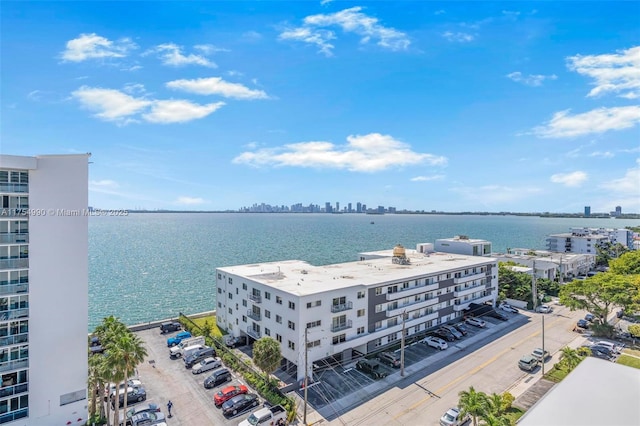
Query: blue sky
[[2, 1, 639, 213]]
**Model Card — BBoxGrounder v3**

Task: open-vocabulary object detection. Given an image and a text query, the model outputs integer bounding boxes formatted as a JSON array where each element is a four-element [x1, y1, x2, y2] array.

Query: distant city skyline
[[2, 2, 639, 213]]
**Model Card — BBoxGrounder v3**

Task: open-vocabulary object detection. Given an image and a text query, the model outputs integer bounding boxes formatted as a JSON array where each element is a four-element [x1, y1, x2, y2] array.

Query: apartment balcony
[[0, 259, 28, 270], [248, 294, 262, 303], [0, 359, 28, 373], [0, 234, 28, 244], [453, 272, 486, 284], [330, 301, 353, 313], [453, 294, 493, 311], [0, 283, 28, 296], [0, 383, 27, 398], [0, 309, 29, 321], [0, 408, 28, 424], [386, 282, 439, 300], [246, 327, 261, 340], [454, 284, 485, 298], [0, 183, 28, 193], [386, 297, 438, 318], [0, 333, 28, 347], [331, 320, 352, 333], [247, 310, 261, 321]]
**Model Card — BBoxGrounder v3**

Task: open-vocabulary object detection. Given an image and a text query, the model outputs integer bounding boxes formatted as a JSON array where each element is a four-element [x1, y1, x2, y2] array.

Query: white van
[[181, 344, 206, 360]]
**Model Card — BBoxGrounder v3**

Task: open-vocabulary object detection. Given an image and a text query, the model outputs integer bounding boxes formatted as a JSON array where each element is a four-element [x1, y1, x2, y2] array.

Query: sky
[[1, 1, 639, 213]]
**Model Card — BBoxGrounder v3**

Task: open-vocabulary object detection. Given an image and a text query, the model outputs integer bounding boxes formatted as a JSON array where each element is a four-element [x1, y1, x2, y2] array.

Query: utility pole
[[303, 326, 308, 426], [541, 313, 546, 375], [400, 310, 406, 377], [532, 259, 538, 312]]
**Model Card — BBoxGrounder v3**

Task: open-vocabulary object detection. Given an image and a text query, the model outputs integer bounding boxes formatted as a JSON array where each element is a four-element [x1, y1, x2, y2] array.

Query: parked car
[[585, 313, 595, 322], [159, 321, 181, 334], [531, 348, 550, 362], [106, 380, 143, 401], [590, 345, 614, 358], [124, 404, 161, 421], [166, 331, 192, 347], [434, 329, 456, 342], [594, 341, 621, 354], [355, 359, 387, 379], [453, 323, 469, 336], [214, 385, 248, 407], [488, 310, 509, 321], [440, 407, 470, 426], [537, 305, 552, 314], [441, 325, 463, 339], [204, 368, 232, 389], [518, 355, 539, 372], [90, 336, 104, 355], [184, 347, 217, 369], [576, 319, 589, 329], [111, 387, 147, 409], [465, 317, 486, 328], [192, 356, 223, 374], [224, 335, 248, 348], [129, 411, 165, 426], [421, 336, 448, 350], [377, 351, 401, 368], [499, 303, 519, 313], [221, 393, 260, 417]]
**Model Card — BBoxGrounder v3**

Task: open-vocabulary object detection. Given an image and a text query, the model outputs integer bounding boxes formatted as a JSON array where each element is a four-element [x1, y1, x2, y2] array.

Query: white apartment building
[[495, 250, 596, 280], [216, 245, 498, 381], [433, 236, 492, 257], [546, 227, 634, 254], [0, 154, 89, 425]]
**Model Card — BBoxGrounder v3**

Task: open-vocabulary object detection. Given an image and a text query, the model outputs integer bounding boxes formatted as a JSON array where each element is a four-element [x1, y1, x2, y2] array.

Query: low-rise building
[[216, 244, 498, 381], [494, 250, 595, 280], [546, 227, 634, 254]]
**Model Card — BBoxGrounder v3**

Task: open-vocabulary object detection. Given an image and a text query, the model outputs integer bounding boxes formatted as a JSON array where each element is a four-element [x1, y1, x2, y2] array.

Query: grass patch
[[623, 348, 640, 358], [504, 406, 525, 425], [543, 365, 569, 383], [617, 354, 640, 369], [190, 315, 224, 338]]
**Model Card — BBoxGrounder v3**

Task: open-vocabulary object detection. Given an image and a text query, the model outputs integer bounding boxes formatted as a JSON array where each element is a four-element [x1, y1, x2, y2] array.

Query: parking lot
[[122, 327, 261, 426]]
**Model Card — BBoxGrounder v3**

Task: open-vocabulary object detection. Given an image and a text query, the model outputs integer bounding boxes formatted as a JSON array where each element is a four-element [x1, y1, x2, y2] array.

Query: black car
[[204, 368, 232, 389], [224, 335, 247, 348], [453, 323, 469, 336], [355, 359, 387, 379], [89, 336, 104, 354], [434, 329, 456, 342], [488, 310, 509, 321], [111, 387, 147, 409], [590, 347, 612, 360], [184, 346, 217, 369], [576, 319, 589, 329], [221, 393, 260, 417], [590, 345, 613, 357], [160, 321, 181, 334]]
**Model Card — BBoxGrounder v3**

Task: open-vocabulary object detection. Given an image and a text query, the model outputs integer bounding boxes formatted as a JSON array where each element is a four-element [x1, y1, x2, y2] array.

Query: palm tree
[[559, 347, 582, 371], [110, 332, 147, 423], [88, 353, 109, 421], [487, 392, 505, 417], [481, 413, 511, 426], [458, 386, 489, 426]]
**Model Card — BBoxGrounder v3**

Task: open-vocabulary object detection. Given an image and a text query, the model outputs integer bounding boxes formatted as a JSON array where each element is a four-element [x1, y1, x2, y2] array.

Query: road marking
[[394, 315, 564, 420]]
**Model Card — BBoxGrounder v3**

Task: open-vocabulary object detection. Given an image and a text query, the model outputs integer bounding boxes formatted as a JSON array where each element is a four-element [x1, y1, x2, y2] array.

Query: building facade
[[0, 155, 89, 425], [434, 236, 492, 257], [546, 227, 635, 254], [216, 245, 498, 381], [494, 250, 596, 280]]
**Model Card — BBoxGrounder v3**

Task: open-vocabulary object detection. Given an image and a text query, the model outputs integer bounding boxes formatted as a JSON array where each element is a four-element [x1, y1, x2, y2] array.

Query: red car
[[214, 385, 248, 407]]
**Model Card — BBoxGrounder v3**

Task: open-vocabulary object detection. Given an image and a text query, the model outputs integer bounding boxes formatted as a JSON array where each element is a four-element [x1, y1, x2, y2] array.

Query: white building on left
[[0, 154, 89, 425]]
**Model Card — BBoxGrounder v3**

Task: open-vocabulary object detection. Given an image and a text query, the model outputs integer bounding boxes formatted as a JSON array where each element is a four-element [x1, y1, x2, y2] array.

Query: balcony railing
[[0, 359, 28, 373], [0, 309, 29, 321], [0, 234, 28, 244], [246, 327, 261, 340], [0, 383, 27, 398], [248, 294, 262, 303], [247, 310, 261, 321], [330, 301, 353, 313], [0, 333, 28, 346], [0, 284, 28, 296], [0, 183, 28, 193], [454, 283, 485, 297], [386, 282, 439, 300], [0, 259, 28, 270], [331, 320, 352, 333], [0, 408, 28, 424], [453, 272, 486, 284]]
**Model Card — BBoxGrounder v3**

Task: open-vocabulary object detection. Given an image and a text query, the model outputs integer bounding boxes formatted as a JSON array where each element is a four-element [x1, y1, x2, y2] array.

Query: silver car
[[191, 357, 222, 374]]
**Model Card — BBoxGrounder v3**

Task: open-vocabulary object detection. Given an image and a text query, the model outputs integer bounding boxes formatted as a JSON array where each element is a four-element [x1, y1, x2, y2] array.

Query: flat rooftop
[[217, 249, 496, 296]]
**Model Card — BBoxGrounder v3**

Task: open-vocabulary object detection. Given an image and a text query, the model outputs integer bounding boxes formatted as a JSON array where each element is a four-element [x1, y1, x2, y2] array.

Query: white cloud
[[599, 159, 640, 195], [507, 71, 557, 86], [320, 0, 333, 5], [122, 83, 145, 95], [567, 46, 640, 99], [166, 77, 268, 100], [71, 86, 151, 124], [194, 44, 229, 54], [175, 196, 205, 206], [588, 151, 614, 158], [61, 33, 137, 62], [550, 171, 588, 187], [89, 180, 119, 188], [279, 6, 409, 55], [411, 175, 445, 182], [233, 133, 447, 172], [533, 106, 640, 138], [441, 31, 474, 43], [143, 100, 225, 124], [242, 31, 263, 41], [146, 43, 217, 68]]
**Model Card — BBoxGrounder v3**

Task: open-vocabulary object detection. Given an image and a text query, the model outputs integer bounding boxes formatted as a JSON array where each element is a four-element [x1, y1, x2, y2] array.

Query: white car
[[106, 379, 142, 401], [499, 303, 518, 313], [595, 341, 621, 354], [537, 305, 552, 314], [192, 356, 222, 374], [421, 336, 448, 350], [440, 407, 469, 426], [531, 347, 550, 362], [465, 317, 486, 328]]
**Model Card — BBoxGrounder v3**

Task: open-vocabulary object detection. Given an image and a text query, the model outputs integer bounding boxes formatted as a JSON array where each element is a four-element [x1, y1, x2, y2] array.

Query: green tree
[[109, 333, 147, 423], [596, 242, 630, 266], [559, 272, 634, 323], [458, 386, 489, 426], [87, 351, 108, 421], [608, 250, 640, 275], [559, 347, 582, 372], [628, 324, 640, 338], [481, 413, 511, 426], [252, 337, 282, 379]]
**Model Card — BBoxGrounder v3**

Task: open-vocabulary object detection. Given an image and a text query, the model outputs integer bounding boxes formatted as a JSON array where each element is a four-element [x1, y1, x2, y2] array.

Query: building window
[[308, 340, 321, 348], [242, 283, 247, 290], [289, 301, 295, 310], [387, 318, 398, 327], [332, 334, 346, 345], [276, 296, 282, 305], [218, 302, 222, 308], [242, 300, 247, 307], [228, 308, 232, 314], [276, 334, 282, 343], [306, 320, 321, 329], [236, 303, 239, 310], [218, 273, 222, 280], [236, 288, 239, 295], [357, 309, 365, 317], [288, 321, 295, 330], [265, 292, 271, 300], [236, 318, 239, 325], [265, 310, 271, 319], [265, 328, 271, 336], [228, 278, 233, 284], [217, 288, 222, 294], [357, 291, 365, 299], [375, 287, 382, 296], [242, 316, 247, 323], [375, 304, 383, 313], [288, 341, 296, 350], [357, 326, 365, 335], [228, 293, 233, 300], [276, 315, 282, 324], [375, 321, 382, 330]]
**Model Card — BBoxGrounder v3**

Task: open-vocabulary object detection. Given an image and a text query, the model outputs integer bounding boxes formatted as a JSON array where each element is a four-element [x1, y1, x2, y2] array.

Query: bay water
[[88, 213, 638, 330]]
